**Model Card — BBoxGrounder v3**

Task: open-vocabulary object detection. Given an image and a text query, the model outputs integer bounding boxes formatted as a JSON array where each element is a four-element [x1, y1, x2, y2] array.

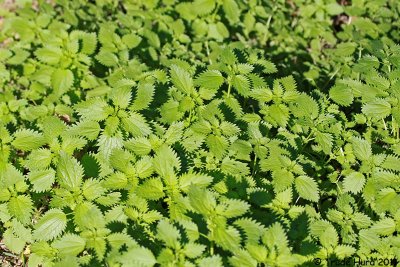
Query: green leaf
[[96, 50, 119, 67], [74, 202, 105, 230], [184, 243, 206, 258], [28, 169, 55, 192], [329, 84, 353, 106], [295, 175, 319, 202], [33, 209, 67, 241], [8, 195, 34, 225], [68, 120, 101, 141], [12, 129, 46, 151], [343, 172, 365, 194], [153, 145, 181, 180], [125, 137, 152, 156], [232, 74, 250, 96], [199, 256, 223, 267], [221, 158, 250, 177], [320, 225, 338, 248], [52, 234, 86, 256], [51, 69, 74, 95], [381, 155, 400, 172], [315, 132, 333, 154], [0, 164, 25, 188], [351, 137, 372, 161], [80, 32, 97, 54], [35, 46, 62, 65], [121, 113, 152, 137], [195, 70, 225, 90], [170, 65, 193, 95], [157, 220, 180, 248], [74, 98, 110, 121], [333, 42, 357, 56], [24, 149, 53, 170], [362, 98, 391, 119], [326, 3, 344, 15], [188, 186, 216, 215], [334, 245, 356, 259], [213, 224, 241, 251], [82, 179, 105, 200], [272, 169, 294, 192], [206, 134, 229, 158], [193, 0, 216, 16], [218, 199, 250, 218], [178, 172, 213, 192], [359, 229, 380, 250], [223, 0, 240, 24], [56, 151, 84, 190], [371, 218, 396, 236], [136, 178, 165, 200], [120, 247, 157, 267], [130, 83, 155, 111], [122, 33, 142, 49], [3, 229, 26, 254], [143, 29, 160, 48]]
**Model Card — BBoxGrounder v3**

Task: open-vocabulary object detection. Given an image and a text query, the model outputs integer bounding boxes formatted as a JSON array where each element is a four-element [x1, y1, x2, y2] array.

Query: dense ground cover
[[1, 0, 400, 266]]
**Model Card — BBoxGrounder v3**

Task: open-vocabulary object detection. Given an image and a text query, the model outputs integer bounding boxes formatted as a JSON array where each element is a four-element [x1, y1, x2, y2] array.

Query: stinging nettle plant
[[0, 0, 400, 266]]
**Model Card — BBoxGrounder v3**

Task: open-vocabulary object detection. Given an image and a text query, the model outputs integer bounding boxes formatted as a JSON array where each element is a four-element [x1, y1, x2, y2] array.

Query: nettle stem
[[227, 77, 232, 97]]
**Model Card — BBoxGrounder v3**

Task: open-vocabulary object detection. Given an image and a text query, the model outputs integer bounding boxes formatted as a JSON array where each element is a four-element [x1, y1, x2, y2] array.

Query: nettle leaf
[[110, 86, 132, 109], [96, 50, 119, 67], [195, 70, 225, 90], [178, 172, 213, 192], [295, 176, 319, 202], [0, 164, 25, 188], [213, 224, 241, 251], [170, 64, 194, 95], [206, 134, 229, 158], [74, 202, 105, 229], [51, 69, 74, 95], [223, 0, 240, 24], [193, 0, 216, 16], [329, 84, 353, 106], [381, 155, 400, 172], [122, 33, 142, 49], [153, 145, 181, 179], [351, 137, 372, 161], [130, 83, 155, 111], [125, 137, 152, 156], [68, 120, 101, 141], [8, 195, 34, 225], [232, 74, 250, 96], [24, 148, 53, 170], [218, 199, 250, 218], [33, 209, 67, 241], [12, 129, 46, 151], [120, 247, 157, 267], [52, 234, 86, 256], [56, 151, 84, 191], [74, 98, 110, 121], [184, 243, 206, 258], [80, 32, 97, 55], [334, 245, 356, 259], [371, 218, 396, 236], [315, 132, 333, 154], [28, 169, 55, 192], [35, 46, 62, 65], [343, 172, 365, 194], [188, 186, 216, 215], [157, 220, 180, 248], [136, 178, 165, 200], [362, 98, 391, 119], [121, 112, 152, 137]]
